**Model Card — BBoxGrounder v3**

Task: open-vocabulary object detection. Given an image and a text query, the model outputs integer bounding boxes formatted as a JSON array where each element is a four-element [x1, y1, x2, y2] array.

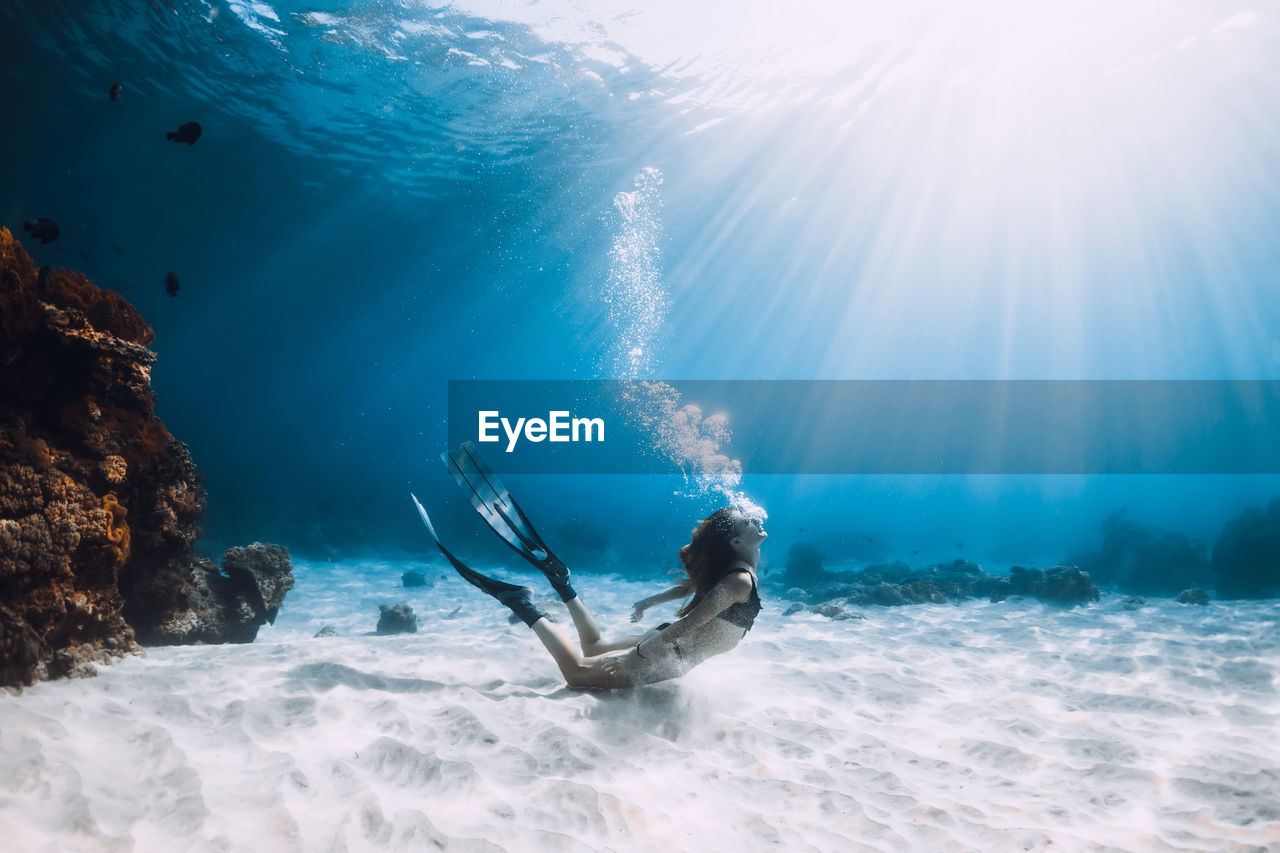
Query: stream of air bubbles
[[603, 167, 766, 519]]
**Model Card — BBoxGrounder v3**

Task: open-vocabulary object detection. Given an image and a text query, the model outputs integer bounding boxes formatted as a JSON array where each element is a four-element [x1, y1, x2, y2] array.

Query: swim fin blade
[[441, 442, 562, 569], [409, 492, 546, 627], [410, 491, 471, 574], [441, 442, 576, 601]]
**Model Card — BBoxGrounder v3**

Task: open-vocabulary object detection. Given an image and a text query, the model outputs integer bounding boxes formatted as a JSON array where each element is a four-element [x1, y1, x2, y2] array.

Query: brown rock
[[0, 228, 292, 687], [1007, 565, 1100, 605], [140, 544, 295, 646]]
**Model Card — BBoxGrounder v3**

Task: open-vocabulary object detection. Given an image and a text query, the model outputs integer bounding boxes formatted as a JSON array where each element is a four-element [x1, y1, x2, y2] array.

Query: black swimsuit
[[716, 571, 761, 632], [619, 570, 760, 686]]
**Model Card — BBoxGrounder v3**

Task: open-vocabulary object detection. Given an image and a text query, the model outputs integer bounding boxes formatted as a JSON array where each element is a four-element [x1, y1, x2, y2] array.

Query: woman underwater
[[412, 443, 766, 689]]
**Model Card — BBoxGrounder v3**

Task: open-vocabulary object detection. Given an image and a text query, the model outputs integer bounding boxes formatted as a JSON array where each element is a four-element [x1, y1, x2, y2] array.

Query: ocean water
[[4, 0, 1280, 559], [4, 1, 1280, 849], [1, 558, 1278, 850]]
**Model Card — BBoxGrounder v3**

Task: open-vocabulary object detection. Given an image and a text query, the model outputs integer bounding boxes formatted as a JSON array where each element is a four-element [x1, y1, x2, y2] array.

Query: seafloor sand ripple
[[1, 558, 1277, 851]]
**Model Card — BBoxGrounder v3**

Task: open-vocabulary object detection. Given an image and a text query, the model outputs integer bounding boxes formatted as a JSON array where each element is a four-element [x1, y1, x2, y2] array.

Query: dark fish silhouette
[[78, 252, 89, 260], [165, 271, 180, 296], [166, 122, 202, 145], [956, 541, 964, 549], [109, 81, 122, 101], [112, 246, 124, 254], [23, 218, 60, 244]]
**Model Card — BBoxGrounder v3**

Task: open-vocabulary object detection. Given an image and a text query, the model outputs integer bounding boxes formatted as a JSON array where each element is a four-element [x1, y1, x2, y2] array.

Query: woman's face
[[731, 512, 767, 548]]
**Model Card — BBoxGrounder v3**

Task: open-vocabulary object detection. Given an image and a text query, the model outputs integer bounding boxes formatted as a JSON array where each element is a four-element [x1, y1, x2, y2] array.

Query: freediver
[[412, 442, 766, 689]]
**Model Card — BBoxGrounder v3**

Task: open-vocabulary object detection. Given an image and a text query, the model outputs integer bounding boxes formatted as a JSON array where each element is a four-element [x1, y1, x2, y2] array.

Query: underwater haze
[[6, 3, 1280, 851], [4, 0, 1280, 570]]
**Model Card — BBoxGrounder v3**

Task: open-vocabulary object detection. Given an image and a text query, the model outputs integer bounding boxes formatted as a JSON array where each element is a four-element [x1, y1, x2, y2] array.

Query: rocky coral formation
[[1177, 588, 1210, 606], [774, 552, 1100, 608], [1210, 497, 1280, 599], [377, 603, 417, 635], [781, 558, 984, 605], [1065, 509, 1209, 595], [781, 542, 828, 589], [1, 228, 292, 687], [140, 543, 294, 645], [1004, 566, 1100, 605]]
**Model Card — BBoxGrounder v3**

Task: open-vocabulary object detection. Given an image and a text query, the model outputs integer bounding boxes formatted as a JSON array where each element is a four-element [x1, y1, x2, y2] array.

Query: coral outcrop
[[1064, 510, 1209, 595], [0, 228, 292, 688], [1004, 566, 1100, 605], [781, 542, 828, 589], [377, 603, 418, 635], [773, 551, 1101, 608], [1210, 498, 1280, 599], [1177, 588, 1210, 606], [140, 543, 294, 645]]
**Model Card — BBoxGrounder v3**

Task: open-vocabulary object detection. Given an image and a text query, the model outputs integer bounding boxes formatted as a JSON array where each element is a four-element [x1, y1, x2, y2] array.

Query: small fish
[[165, 121, 202, 145], [78, 252, 89, 260], [165, 271, 180, 296], [956, 541, 964, 549], [36, 266, 50, 288], [108, 81, 122, 101], [112, 246, 124, 254], [912, 549, 919, 555], [22, 218, 60, 244]]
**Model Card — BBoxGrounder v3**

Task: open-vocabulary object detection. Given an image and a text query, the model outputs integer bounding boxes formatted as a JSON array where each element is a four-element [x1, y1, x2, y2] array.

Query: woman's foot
[[453, 561, 547, 627], [538, 556, 577, 603]]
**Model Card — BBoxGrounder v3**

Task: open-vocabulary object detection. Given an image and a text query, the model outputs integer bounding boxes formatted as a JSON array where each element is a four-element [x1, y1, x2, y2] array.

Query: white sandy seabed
[[1, 557, 1278, 853]]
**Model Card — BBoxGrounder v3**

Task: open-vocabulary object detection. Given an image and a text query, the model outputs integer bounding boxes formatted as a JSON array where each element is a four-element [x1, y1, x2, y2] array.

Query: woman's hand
[[630, 601, 647, 623]]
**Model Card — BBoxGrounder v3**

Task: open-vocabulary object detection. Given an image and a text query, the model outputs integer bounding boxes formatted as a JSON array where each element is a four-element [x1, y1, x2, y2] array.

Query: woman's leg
[[424, 530, 637, 687], [563, 596, 643, 656], [529, 618, 632, 689]]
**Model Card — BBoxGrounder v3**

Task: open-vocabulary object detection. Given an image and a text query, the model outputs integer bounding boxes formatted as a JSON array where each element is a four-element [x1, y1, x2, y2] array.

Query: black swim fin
[[409, 493, 547, 628], [441, 442, 577, 602]]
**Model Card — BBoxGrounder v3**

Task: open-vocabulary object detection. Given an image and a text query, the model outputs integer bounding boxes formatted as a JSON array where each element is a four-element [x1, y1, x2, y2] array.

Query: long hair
[[673, 508, 744, 617]]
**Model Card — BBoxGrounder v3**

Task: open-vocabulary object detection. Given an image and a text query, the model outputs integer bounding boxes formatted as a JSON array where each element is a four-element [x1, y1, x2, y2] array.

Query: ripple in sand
[[359, 735, 483, 795]]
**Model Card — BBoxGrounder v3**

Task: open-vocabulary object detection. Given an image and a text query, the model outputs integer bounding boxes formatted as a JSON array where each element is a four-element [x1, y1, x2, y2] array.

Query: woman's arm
[[638, 572, 751, 650], [630, 584, 689, 622]]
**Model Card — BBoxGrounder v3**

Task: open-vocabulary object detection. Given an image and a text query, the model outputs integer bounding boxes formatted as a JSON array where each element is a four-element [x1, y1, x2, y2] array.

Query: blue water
[[4, 1, 1280, 574]]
